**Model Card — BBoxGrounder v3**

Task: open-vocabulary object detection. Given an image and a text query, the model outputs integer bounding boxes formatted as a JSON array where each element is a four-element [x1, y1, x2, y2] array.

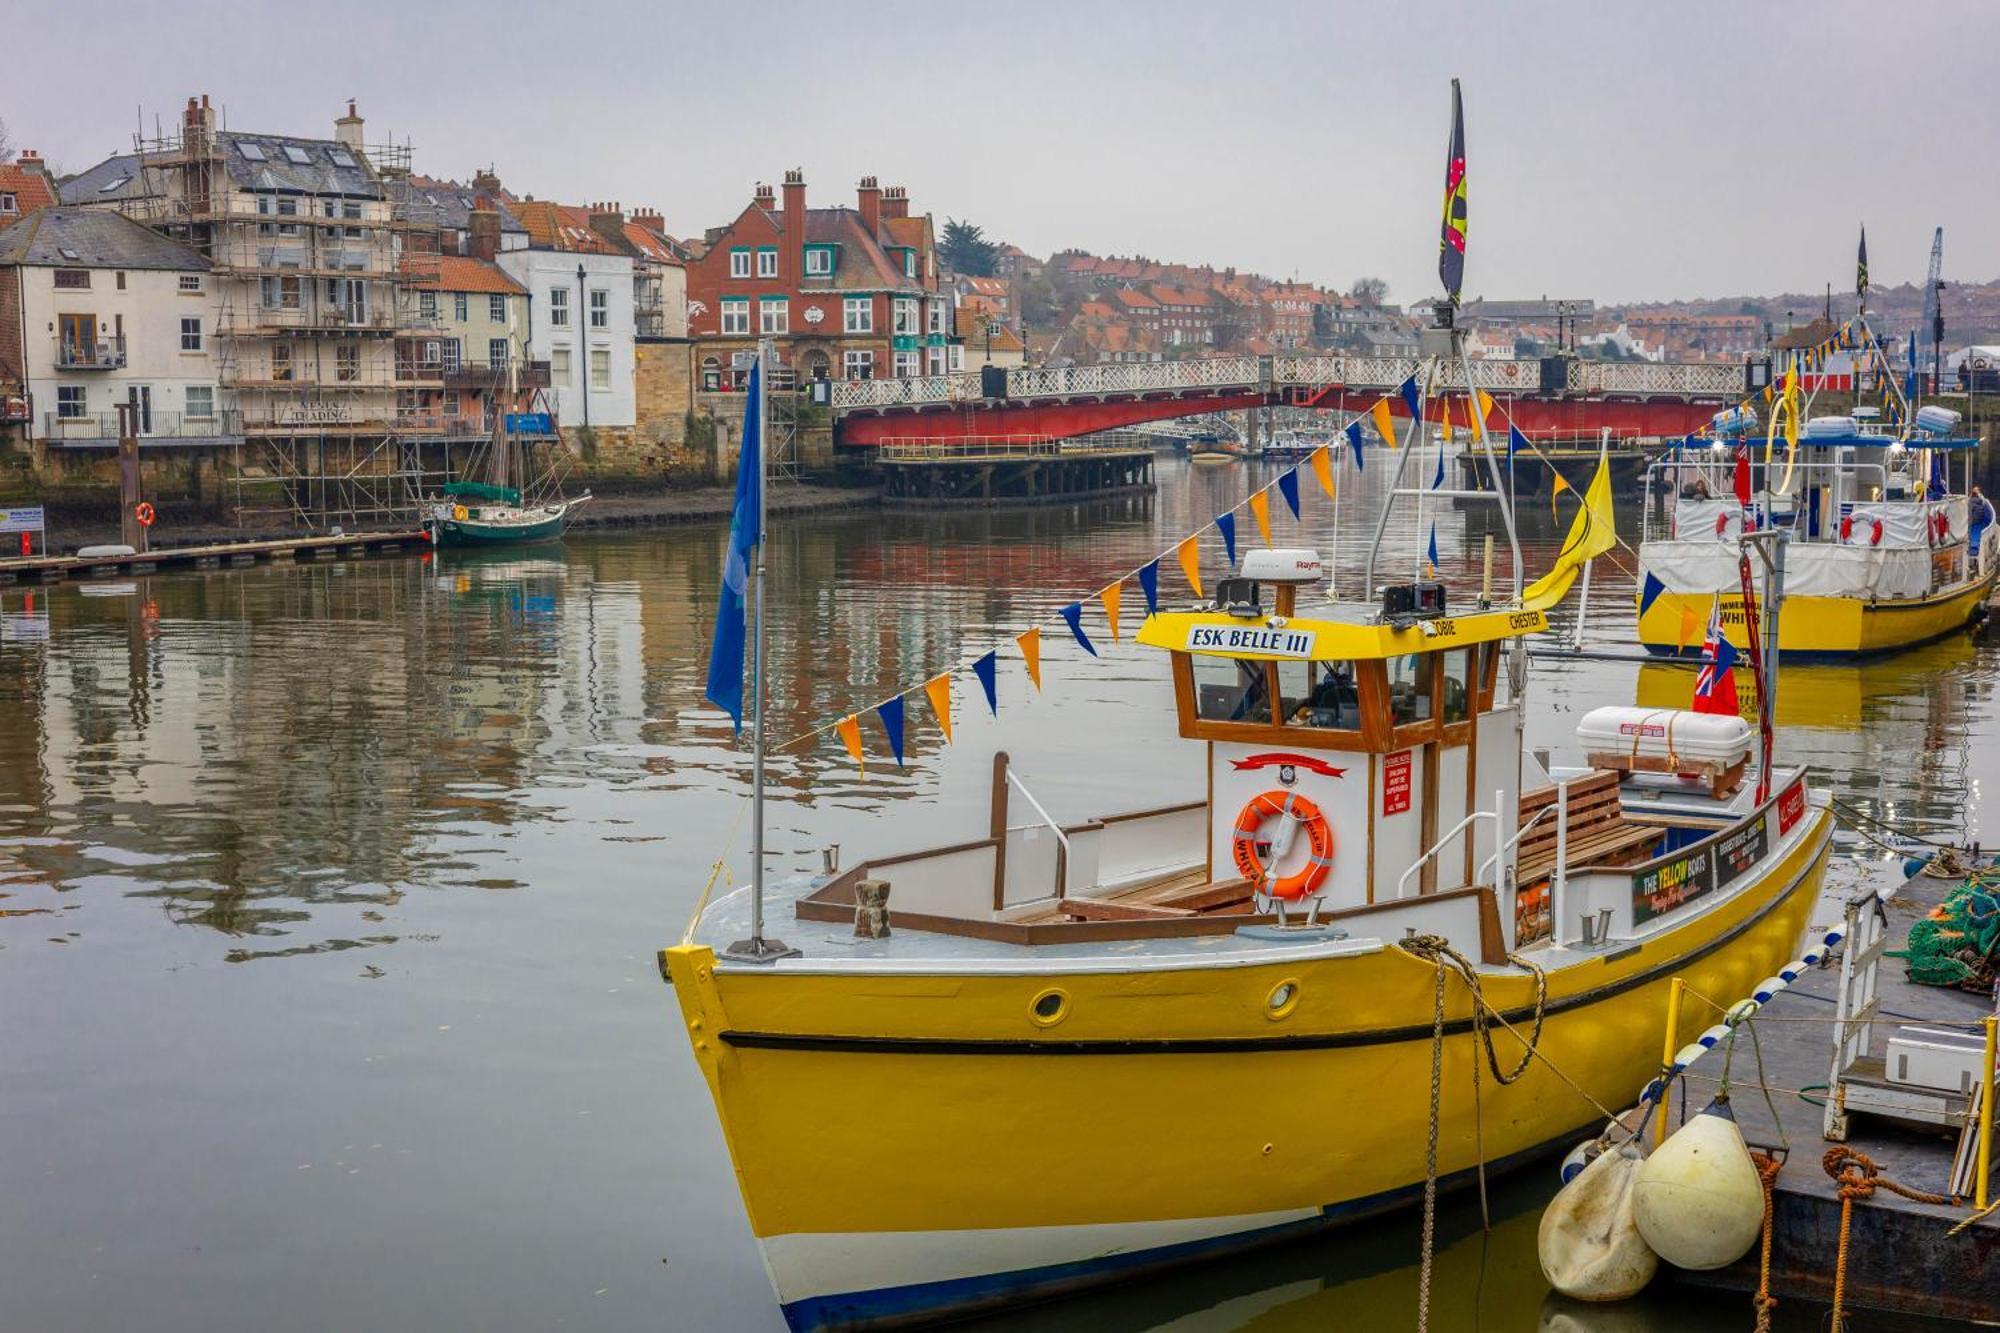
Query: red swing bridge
[[830, 352, 1762, 450]]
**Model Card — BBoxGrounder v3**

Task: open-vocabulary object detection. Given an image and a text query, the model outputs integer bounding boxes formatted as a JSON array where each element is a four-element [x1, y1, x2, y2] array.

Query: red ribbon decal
[[1231, 753, 1347, 777]]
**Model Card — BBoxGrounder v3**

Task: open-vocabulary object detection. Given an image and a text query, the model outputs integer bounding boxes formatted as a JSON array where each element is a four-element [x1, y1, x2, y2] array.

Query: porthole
[[1266, 978, 1301, 1021], [1030, 987, 1069, 1027]]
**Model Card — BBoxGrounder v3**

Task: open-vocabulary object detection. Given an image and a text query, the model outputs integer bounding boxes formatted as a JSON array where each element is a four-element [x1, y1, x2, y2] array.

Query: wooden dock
[[1663, 858, 1998, 1323], [0, 529, 425, 584], [877, 442, 1154, 507]]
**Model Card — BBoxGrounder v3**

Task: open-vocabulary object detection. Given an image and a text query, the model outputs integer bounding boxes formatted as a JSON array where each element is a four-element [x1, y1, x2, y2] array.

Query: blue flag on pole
[[1432, 446, 1445, 489], [703, 358, 761, 734], [1277, 468, 1301, 519], [1216, 512, 1237, 566], [1399, 376, 1422, 422], [1344, 419, 1366, 472], [1508, 424, 1529, 458], [1137, 559, 1160, 615], [972, 650, 999, 715], [1059, 602, 1097, 656], [1426, 524, 1439, 576]]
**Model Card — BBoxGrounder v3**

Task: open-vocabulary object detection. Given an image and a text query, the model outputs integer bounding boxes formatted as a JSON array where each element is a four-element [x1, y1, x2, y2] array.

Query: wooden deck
[[0, 529, 425, 583]]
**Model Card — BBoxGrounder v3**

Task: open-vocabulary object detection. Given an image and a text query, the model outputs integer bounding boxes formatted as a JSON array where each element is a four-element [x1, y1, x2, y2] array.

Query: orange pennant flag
[[1677, 602, 1699, 651], [1017, 626, 1042, 691], [1475, 389, 1496, 429], [1247, 489, 1271, 545], [1369, 398, 1399, 450], [1099, 580, 1122, 641], [1440, 395, 1453, 445], [924, 674, 952, 745], [1176, 536, 1202, 598], [1309, 444, 1336, 498], [836, 714, 865, 775], [1550, 470, 1570, 523]]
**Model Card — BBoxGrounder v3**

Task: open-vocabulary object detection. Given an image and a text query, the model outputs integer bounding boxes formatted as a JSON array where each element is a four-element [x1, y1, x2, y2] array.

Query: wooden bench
[[1515, 770, 1662, 886]]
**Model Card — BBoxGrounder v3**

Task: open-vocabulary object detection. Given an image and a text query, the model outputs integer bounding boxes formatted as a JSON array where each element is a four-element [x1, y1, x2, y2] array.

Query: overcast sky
[[9, 0, 1995, 305]]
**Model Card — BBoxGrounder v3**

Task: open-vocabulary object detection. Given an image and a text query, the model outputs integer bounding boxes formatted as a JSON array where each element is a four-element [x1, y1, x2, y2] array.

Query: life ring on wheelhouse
[[1231, 791, 1336, 900]]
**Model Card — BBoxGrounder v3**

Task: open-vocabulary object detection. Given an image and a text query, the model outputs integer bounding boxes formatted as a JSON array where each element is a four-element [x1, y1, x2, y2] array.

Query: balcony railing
[[55, 336, 128, 370], [41, 409, 243, 443], [443, 359, 553, 390]]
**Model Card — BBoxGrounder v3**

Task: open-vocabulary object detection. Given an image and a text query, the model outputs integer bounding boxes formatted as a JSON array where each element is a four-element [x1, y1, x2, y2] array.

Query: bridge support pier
[[880, 448, 1154, 508]]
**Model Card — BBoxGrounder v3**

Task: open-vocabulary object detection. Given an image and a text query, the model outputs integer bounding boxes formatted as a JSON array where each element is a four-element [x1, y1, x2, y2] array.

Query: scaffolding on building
[[127, 99, 460, 531]]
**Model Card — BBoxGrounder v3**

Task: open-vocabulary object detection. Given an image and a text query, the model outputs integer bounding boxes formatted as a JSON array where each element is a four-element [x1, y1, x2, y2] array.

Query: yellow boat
[[1635, 424, 1997, 659], [663, 560, 1832, 1330]]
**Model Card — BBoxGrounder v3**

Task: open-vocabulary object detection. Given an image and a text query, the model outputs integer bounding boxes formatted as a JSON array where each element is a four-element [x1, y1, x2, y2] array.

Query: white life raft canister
[[1632, 1096, 1765, 1270], [1575, 707, 1752, 771]]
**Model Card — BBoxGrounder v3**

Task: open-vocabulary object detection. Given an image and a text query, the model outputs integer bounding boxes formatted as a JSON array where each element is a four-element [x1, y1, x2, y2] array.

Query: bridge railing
[[830, 372, 985, 410], [1565, 360, 1748, 397]]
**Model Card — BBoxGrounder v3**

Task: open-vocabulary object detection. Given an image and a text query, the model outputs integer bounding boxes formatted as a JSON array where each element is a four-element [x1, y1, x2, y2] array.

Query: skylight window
[[99, 176, 131, 193], [58, 248, 79, 260], [282, 145, 313, 166], [238, 142, 267, 161], [329, 149, 356, 168]]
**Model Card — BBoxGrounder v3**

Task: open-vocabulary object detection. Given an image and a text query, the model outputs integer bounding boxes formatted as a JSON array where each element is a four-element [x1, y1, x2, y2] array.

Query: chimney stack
[[753, 181, 776, 211], [630, 206, 667, 237], [881, 185, 909, 222], [469, 198, 501, 261], [182, 94, 217, 147], [13, 149, 53, 189], [472, 167, 502, 194], [781, 169, 805, 287], [857, 175, 881, 235], [588, 200, 627, 252], [335, 100, 364, 152]]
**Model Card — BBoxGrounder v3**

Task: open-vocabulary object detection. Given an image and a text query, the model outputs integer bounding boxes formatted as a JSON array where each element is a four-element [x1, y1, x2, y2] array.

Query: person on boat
[[1291, 664, 1359, 728], [1971, 484, 1996, 554], [1681, 475, 1710, 500]]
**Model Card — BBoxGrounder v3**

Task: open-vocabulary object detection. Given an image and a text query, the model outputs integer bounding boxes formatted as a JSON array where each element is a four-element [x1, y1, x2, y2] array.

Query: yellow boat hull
[[1636, 569, 1994, 660], [663, 810, 1832, 1329]]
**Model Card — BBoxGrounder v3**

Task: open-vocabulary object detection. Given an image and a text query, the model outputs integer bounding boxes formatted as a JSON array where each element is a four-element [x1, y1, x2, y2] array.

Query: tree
[[1350, 276, 1390, 306], [940, 219, 1000, 277]]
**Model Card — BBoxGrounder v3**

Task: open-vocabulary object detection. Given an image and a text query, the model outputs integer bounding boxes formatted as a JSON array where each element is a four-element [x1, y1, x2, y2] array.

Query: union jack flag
[[1692, 606, 1739, 714]]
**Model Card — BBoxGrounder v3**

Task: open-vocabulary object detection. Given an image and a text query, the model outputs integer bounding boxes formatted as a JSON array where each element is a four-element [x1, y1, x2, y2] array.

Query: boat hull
[[662, 809, 1832, 1330], [1635, 569, 1995, 660]]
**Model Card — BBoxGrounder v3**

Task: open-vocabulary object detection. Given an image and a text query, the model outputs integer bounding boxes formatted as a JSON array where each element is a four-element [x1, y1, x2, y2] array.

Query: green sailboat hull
[[432, 513, 568, 545]]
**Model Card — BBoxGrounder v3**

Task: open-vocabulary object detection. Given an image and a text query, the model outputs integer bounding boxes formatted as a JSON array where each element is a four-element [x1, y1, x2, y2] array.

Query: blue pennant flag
[[1928, 448, 1946, 500], [1137, 559, 1160, 614], [1432, 446, 1445, 489], [1507, 424, 1529, 459], [1058, 602, 1097, 656], [1426, 524, 1440, 575], [1344, 419, 1366, 472], [1276, 468, 1301, 519], [703, 357, 761, 734], [1399, 376, 1422, 422], [972, 650, 999, 715], [876, 695, 906, 767], [1216, 512, 1237, 566], [1639, 571, 1666, 620]]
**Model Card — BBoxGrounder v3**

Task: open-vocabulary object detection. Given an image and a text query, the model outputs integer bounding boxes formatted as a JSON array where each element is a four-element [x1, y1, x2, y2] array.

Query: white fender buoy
[[1538, 1141, 1658, 1301], [1632, 1096, 1764, 1270]]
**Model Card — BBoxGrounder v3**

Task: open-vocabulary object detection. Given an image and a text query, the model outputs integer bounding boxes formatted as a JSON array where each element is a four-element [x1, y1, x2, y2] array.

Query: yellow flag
[[1247, 489, 1271, 545], [924, 674, 952, 745], [1309, 444, 1336, 498], [1549, 469, 1570, 523], [1099, 580, 1122, 641], [1678, 602, 1699, 650], [1440, 395, 1453, 445], [1017, 626, 1042, 691], [1370, 398, 1399, 450], [836, 714, 864, 775], [1475, 389, 1496, 430], [1523, 451, 1618, 612], [1176, 535, 1202, 598]]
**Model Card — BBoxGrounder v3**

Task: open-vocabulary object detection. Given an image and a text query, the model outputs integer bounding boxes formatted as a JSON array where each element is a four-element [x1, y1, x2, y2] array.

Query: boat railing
[[1641, 456, 1899, 545], [1004, 765, 1074, 899], [1396, 787, 1506, 899]]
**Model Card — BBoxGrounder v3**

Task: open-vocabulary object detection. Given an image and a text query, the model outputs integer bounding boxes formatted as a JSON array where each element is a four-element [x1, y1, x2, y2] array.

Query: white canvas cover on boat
[[1577, 707, 1752, 769], [1642, 539, 1936, 599]]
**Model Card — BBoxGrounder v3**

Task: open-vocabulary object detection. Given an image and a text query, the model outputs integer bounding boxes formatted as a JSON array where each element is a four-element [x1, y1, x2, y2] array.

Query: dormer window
[[903, 250, 916, 278], [804, 246, 834, 277], [0, 193, 14, 215]]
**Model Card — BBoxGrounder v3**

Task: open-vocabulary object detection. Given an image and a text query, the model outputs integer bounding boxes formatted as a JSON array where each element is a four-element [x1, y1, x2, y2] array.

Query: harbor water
[[1, 454, 1993, 1332]]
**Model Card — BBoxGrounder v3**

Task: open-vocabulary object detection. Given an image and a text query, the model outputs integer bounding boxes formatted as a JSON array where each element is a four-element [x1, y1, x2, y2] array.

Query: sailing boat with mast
[[665, 88, 1833, 1331], [424, 384, 591, 547]]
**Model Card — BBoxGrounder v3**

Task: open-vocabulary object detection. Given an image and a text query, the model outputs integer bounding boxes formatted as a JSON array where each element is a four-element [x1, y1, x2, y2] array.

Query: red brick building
[[684, 172, 950, 386]]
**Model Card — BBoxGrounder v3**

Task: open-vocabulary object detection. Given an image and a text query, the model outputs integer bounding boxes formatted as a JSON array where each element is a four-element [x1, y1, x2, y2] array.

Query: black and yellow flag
[[1438, 79, 1467, 306], [1856, 225, 1868, 300]]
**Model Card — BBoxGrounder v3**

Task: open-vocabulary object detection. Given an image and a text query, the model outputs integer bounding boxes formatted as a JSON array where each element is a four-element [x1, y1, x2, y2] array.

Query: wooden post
[[989, 751, 1011, 911], [1979, 1013, 1996, 1211], [117, 403, 147, 553]]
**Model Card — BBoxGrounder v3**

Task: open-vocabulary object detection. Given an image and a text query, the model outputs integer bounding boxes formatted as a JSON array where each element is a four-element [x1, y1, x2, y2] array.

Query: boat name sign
[[1184, 625, 1316, 658]]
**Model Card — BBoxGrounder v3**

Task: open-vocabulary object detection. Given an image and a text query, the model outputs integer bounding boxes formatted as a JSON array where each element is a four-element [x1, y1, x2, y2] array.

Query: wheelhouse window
[[1192, 655, 1271, 725], [1385, 654, 1434, 725], [1281, 660, 1363, 730], [1440, 648, 1474, 724]]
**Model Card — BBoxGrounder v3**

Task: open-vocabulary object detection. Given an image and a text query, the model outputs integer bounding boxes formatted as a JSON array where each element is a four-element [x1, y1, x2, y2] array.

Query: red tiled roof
[[405, 255, 527, 294], [956, 306, 1024, 350], [513, 200, 619, 254], [802, 208, 923, 291], [621, 220, 682, 264], [881, 215, 928, 250], [1114, 288, 1158, 310], [0, 163, 58, 217]]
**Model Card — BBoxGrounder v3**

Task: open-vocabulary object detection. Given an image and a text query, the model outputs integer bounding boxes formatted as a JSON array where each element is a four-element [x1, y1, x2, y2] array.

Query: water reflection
[[0, 453, 1995, 1332]]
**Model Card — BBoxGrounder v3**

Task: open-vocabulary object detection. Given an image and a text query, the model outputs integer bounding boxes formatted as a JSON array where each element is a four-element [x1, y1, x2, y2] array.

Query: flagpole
[[730, 337, 797, 964]]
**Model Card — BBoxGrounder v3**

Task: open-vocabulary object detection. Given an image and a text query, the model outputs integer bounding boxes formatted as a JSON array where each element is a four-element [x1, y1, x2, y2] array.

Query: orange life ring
[[1231, 790, 1335, 901], [134, 501, 156, 527]]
